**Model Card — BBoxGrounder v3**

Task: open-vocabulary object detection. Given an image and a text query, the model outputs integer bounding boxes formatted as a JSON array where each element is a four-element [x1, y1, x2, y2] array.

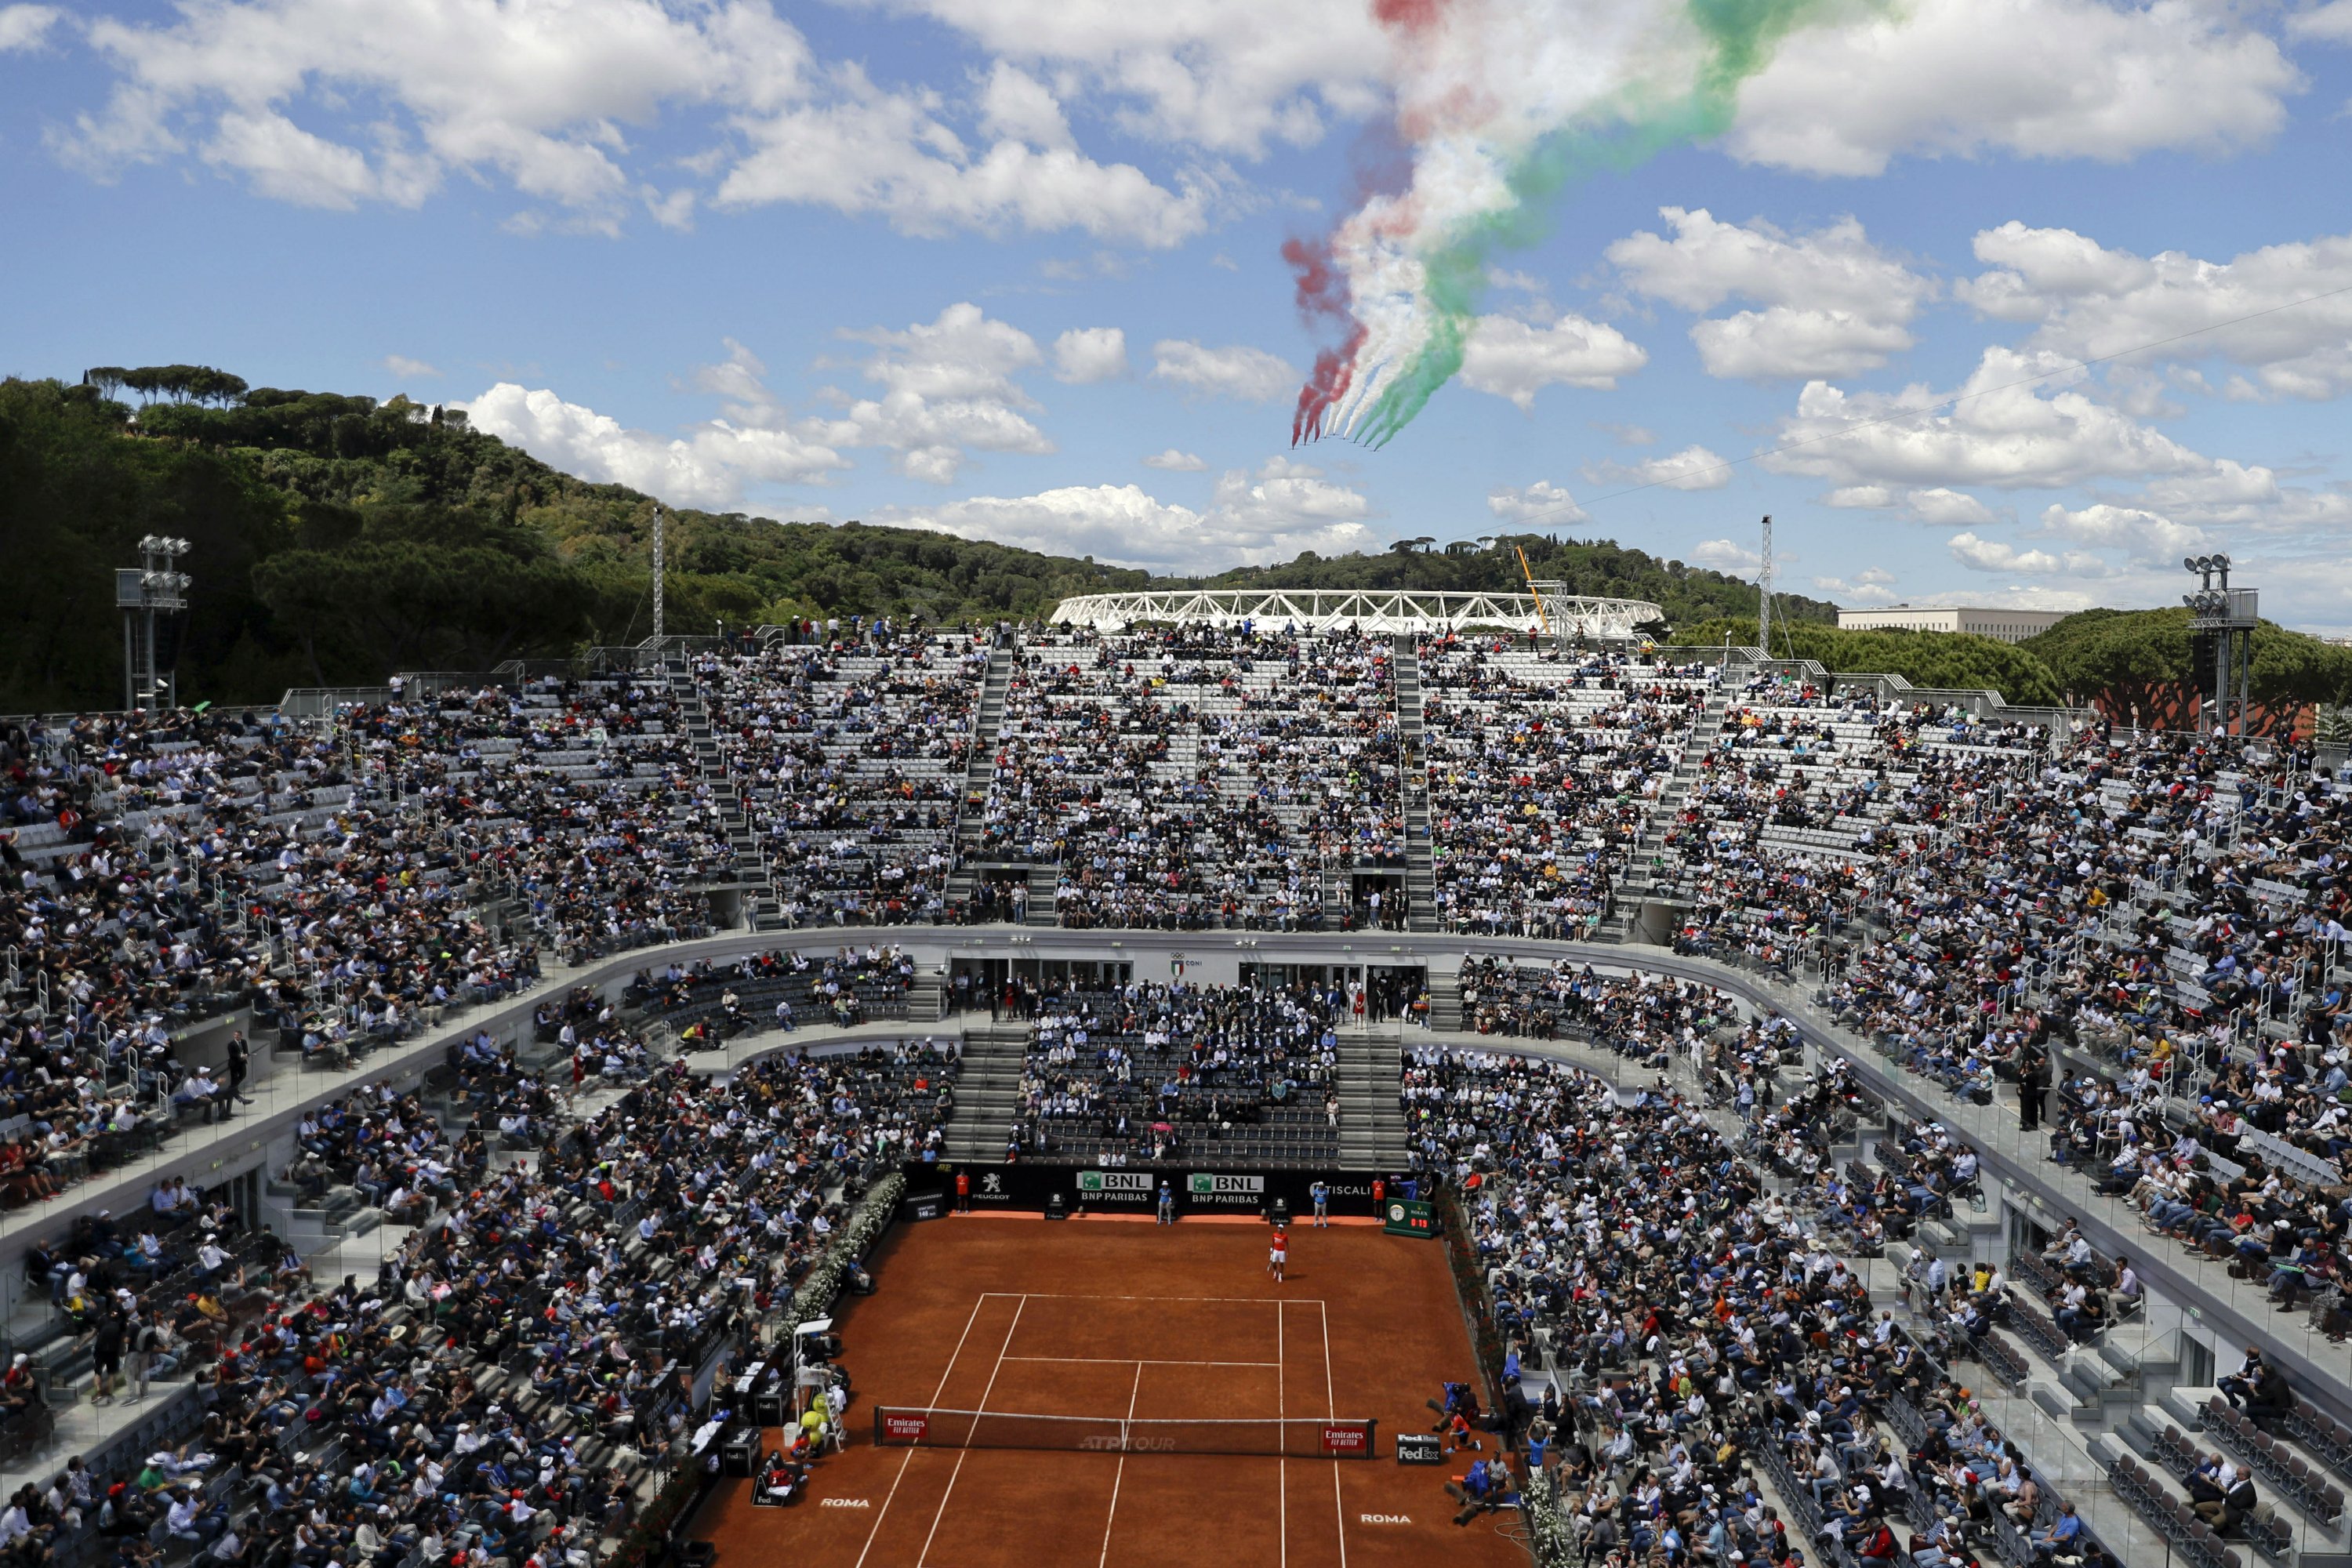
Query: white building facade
[[1835, 606, 2069, 644]]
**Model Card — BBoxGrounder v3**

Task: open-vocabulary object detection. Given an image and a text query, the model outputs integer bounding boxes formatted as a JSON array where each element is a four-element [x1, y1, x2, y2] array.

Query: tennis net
[[871, 1408, 1378, 1458]]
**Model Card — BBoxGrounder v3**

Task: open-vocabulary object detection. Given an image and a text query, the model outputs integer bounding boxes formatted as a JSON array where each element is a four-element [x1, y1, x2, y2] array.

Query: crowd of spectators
[[1419, 641, 1713, 941], [1788, 721, 2352, 1337], [3, 1004, 950, 1568], [349, 676, 726, 966], [1408, 1013, 2122, 1568], [691, 625, 984, 927], [974, 626, 1401, 931], [1010, 979, 1343, 1165], [0, 673, 742, 1214], [625, 945, 916, 1044], [1665, 680, 2048, 967]]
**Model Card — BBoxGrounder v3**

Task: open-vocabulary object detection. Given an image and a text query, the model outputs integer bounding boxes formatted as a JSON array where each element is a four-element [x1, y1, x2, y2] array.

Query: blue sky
[[5, 0, 2352, 627]]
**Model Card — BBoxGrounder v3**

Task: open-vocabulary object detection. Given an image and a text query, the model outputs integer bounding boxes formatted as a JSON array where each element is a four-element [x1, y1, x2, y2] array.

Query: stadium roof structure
[[1047, 587, 1666, 641]]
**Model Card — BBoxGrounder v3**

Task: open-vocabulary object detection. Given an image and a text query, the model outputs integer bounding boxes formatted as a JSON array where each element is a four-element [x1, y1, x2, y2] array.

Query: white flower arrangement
[[782, 1172, 906, 1325]]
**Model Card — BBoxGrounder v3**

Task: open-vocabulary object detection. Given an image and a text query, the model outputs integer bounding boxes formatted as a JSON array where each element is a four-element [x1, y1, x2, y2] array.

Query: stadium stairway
[[942, 1022, 1029, 1161], [666, 666, 782, 931], [944, 645, 1017, 913], [1391, 636, 1439, 932], [1334, 1030, 1410, 1169], [1593, 678, 1729, 942], [1423, 971, 1465, 1031]]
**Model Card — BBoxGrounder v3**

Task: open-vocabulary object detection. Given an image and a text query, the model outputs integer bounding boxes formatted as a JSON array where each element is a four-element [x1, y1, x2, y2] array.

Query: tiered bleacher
[[1417, 639, 1714, 939], [1411, 1006, 2129, 1568], [1007, 980, 1341, 1166], [0, 1004, 950, 1568], [691, 626, 985, 927], [975, 626, 1400, 931]]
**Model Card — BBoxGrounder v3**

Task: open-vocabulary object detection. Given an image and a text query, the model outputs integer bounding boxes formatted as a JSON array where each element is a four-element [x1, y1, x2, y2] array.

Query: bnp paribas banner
[[1185, 1172, 1265, 1206], [1075, 1170, 1154, 1201]]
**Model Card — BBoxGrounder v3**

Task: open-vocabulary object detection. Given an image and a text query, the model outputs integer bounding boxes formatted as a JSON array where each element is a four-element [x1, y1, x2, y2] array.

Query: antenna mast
[[1756, 514, 1774, 657]]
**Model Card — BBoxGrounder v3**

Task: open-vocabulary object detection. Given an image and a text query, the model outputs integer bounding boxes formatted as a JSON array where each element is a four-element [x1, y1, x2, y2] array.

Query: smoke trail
[[1298, 0, 1860, 447]]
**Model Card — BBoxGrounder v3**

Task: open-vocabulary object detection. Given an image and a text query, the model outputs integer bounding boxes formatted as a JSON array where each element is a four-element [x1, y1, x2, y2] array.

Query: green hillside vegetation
[[2022, 607, 2352, 713], [1675, 618, 2066, 706], [0, 367, 1841, 713], [0, 372, 1152, 711]]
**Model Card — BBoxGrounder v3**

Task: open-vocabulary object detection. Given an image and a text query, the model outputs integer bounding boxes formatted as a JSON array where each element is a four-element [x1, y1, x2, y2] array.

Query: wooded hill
[[0, 367, 1828, 712], [21, 364, 2350, 720]]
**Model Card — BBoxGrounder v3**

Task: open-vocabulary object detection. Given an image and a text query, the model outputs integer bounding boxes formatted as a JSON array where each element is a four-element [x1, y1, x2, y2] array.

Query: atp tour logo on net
[[1186, 1173, 1265, 1204], [1078, 1431, 1178, 1453], [1077, 1171, 1152, 1201]]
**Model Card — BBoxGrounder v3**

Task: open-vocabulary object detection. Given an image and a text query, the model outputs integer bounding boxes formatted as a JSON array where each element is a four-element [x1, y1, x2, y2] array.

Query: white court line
[[1321, 1299, 1346, 1568], [916, 1294, 1027, 1568], [975, 1292, 1329, 1305], [1000, 1356, 1283, 1368], [1276, 1298, 1287, 1568], [1096, 1361, 1145, 1568], [853, 1292, 989, 1568]]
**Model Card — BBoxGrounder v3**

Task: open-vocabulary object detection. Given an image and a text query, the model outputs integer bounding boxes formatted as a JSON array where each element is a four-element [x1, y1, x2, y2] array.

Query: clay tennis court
[[690, 1217, 1533, 1568]]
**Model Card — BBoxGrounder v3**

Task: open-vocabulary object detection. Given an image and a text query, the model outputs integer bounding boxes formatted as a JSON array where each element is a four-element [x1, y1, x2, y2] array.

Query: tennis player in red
[[1268, 1223, 1288, 1282]]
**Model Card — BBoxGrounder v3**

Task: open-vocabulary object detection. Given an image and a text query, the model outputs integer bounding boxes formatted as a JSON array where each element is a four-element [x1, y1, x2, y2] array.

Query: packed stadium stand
[[4, 597, 2349, 1568]]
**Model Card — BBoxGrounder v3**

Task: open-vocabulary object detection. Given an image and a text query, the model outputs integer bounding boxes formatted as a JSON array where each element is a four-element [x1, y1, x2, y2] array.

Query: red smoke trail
[[1285, 0, 1456, 445], [1283, 236, 1359, 445], [1373, 0, 1451, 35], [1293, 325, 1367, 445]]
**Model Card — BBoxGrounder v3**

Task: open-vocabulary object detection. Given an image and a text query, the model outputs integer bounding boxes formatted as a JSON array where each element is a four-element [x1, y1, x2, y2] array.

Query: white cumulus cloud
[[1584, 445, 1732, 492], [1948, 532, 2107, 575], [1142, 448, 1206, 470], [1152, 339, 1298, 402], [2288, 2, 2352, 43], [1730, 0, 2300, 177], [0, 5, 62, 52], [462, 382, 848, 510], [1960, 220, 2352, 401], [1812, 567, 1900, 605], [383, 354, 441, 380], [808, 303, 1055, 482], [1051, 326, 1129, 383], [1486, 480, 1587, 524], [1608, 207, 1933, 380], [862, 0, 1386, 158], [1458, 313, 1648, 408], [1905, 488, 1999, 526], [1762, 347, 2213, 492], [882, 456, 1374, 571], [58, 0, 1214, 243], [2037, 501, 2206, 562], [1690, 539, 1761, 574]]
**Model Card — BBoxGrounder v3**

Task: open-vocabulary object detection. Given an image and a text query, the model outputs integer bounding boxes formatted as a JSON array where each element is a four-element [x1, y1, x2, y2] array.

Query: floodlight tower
[[651, 505, 666, 647], [115, 536, 191, 710], [1755, 515, 1774, 659], [2182, 554, 2256, 736]]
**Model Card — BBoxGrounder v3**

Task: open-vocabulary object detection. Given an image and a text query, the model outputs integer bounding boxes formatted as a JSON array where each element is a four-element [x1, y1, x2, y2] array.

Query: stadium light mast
[[2183, 554, 2256, 737], [115, 535, 191, 711], [1755, 515, 1773, 659], [651, 505, 666, 648]]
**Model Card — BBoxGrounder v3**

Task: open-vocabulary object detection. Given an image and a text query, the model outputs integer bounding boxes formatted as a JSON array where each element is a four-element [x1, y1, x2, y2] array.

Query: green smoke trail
[[1354, 0, 1854, 448]]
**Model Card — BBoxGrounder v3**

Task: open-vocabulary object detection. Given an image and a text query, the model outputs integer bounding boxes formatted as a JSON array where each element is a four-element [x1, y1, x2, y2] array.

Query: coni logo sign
[[1187, 1174, 1265, 1196]]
